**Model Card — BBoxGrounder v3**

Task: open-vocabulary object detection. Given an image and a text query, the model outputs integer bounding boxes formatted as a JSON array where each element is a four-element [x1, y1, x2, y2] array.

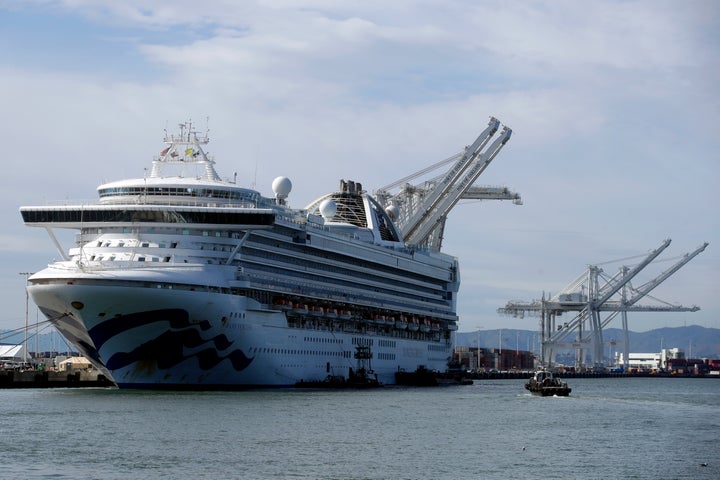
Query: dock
[[0, 369, 115, 389]]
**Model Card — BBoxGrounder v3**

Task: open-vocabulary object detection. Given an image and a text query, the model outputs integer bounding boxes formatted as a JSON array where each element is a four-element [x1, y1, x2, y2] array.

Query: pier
[[0, 369, 114, 389]]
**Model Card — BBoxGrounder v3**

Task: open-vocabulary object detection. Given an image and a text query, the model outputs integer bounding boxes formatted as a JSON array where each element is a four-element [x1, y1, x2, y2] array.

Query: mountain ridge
[[455, 325, 720, 359]]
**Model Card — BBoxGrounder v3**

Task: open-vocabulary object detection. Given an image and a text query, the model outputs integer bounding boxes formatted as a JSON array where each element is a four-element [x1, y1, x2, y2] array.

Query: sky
[[0, 0, 718, 336]]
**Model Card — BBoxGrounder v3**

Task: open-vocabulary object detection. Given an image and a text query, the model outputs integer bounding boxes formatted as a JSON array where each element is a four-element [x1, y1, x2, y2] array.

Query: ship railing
[[66, 260, 205, 272], [46, 198, 259, 209]]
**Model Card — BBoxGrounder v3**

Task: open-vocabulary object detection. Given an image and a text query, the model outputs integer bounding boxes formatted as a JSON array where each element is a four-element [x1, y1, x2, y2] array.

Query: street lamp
[[476, 327, 483, 371], [19, 272, 34, 364]]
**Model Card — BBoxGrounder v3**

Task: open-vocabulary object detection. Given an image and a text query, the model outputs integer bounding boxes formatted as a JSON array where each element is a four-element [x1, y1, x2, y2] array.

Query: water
[[1, 377, 718, 479]]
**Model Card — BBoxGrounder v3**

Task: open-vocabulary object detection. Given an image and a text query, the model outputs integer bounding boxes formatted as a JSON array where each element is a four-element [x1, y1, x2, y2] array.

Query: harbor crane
[[498, 239, 709, 369], [375, 117, 519, 251]]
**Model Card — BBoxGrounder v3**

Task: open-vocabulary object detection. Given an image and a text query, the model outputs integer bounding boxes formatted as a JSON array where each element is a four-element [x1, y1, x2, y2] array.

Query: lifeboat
[[407, 316, 420, 332], [325, 308, 338, 319], [419, 318, 430, 333], [272, 297, 288, 310], [309, 305, 325, 317], [339, 309, 352, 320], [293, 303, 309, 315], [430, 321, 440, 332], [395, 315, 408, 330]]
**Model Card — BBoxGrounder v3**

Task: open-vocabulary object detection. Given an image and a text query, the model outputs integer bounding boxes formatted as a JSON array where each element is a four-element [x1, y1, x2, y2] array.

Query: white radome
[[319, 199, 337, 220], [272, 176, 292, 199]]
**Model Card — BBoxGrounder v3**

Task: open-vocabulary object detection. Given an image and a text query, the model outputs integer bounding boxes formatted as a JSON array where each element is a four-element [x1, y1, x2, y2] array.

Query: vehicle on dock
[[525, 369, 571, 396]]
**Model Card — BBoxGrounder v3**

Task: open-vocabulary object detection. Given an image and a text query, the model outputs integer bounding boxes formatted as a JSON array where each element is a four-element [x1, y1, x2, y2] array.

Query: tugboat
[[525, 369, 571, 396], [294, 345, 381, 389]]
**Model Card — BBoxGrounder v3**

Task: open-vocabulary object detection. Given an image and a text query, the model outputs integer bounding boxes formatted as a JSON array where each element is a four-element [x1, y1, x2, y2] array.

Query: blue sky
[[1, 0, 718, 335]]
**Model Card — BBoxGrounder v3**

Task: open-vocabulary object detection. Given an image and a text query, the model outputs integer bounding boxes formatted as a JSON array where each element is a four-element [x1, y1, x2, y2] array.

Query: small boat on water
[[294, 345, 381, 389], [525, 369, 571, 396]]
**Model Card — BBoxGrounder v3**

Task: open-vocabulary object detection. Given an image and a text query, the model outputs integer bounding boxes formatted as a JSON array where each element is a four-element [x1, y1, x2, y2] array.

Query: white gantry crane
[[498, 239, 709, 369], [375, 116, 519, 251]]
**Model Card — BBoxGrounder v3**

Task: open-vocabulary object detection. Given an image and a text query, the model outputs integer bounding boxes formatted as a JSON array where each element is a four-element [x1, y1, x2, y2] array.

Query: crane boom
[[404, 124, 512, 246], [624, 242, 708, 306], [401, 117, 500, 243], [591, 238, 671, 308]]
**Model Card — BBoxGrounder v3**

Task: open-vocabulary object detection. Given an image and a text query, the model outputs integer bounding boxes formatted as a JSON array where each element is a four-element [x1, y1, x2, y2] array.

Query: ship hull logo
[[87, 309, 253, 373]]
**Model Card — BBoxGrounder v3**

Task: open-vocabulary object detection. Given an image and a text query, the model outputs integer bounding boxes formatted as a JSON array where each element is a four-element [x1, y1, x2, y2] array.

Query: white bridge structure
[[498, 239, 709, 369], [375, 116, 520, 252]]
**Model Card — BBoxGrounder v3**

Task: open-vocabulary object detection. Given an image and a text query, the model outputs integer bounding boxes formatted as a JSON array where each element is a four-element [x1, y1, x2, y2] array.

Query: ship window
[[164, 257, 171, 262], [159, 243, 166, 248], [138, 257, 145, 262], [141, 242, 149, 248], [152, 258, 159, 262], [118, 242, 125, 247]]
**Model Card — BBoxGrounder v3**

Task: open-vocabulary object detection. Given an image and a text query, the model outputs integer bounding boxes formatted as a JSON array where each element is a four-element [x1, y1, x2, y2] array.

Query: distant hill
[[454, 325, 720, 359]]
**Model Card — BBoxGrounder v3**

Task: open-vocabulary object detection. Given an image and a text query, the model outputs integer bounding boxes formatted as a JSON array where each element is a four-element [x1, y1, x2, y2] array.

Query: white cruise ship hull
[[29, 273, 451, 388]]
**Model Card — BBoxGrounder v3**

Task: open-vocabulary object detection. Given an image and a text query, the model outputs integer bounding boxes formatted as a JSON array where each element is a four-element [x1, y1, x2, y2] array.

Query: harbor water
[[1, 377, 718, 479]]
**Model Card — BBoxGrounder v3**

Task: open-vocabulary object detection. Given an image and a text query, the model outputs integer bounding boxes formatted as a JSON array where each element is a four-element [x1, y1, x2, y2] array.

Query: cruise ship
[[20, 119, 513, 388]]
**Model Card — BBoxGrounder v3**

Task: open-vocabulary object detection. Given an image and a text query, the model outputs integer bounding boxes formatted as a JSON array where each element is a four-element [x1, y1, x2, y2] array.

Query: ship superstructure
[[20, 119, 513, 388]]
